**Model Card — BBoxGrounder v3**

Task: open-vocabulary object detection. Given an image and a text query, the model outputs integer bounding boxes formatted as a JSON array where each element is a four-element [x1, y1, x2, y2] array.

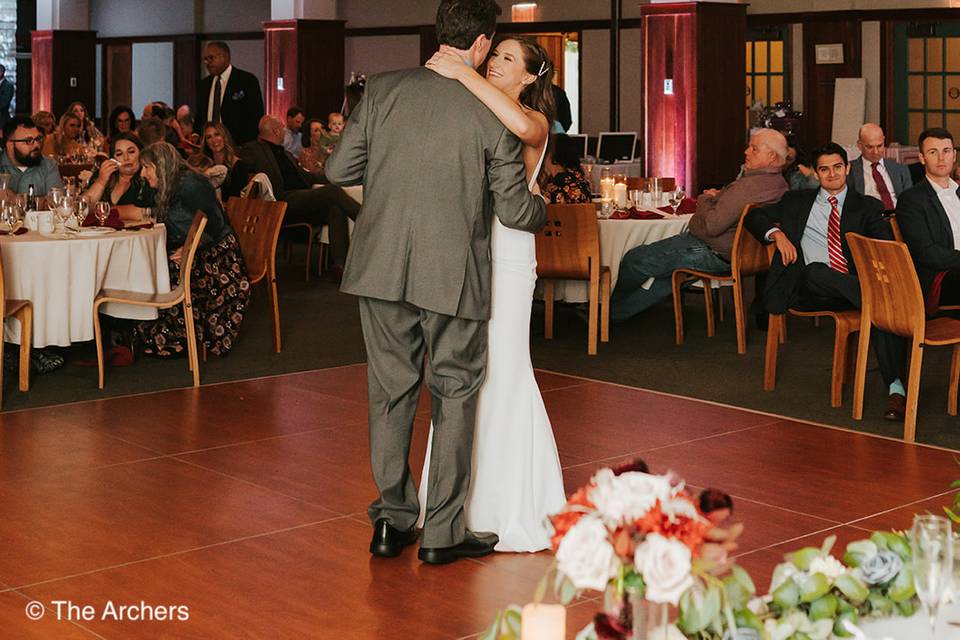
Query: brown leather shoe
[[884, 393, 906, 421]]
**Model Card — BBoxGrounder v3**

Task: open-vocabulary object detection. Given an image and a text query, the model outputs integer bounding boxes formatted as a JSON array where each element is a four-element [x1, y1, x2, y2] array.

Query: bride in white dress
[[417, 37, 567, 552]]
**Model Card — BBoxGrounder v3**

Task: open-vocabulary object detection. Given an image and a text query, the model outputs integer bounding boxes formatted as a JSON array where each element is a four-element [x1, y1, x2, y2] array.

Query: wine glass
[[75, 197, 89, 227], [94, 201, 111, 227], [912, 514, 953, 637], [669, 188, 686, 215]]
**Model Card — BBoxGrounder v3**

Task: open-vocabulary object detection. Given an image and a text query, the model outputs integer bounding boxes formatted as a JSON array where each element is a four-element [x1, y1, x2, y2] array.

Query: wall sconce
[[512, 3, 537, 22]]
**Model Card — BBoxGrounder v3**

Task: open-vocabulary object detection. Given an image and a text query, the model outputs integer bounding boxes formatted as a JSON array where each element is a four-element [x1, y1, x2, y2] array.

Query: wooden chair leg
[[703, 279, 716, 338], [763, 314, 782, 391], [717, 285, 725, 322], [600, 271, 610, 343], [780, 319, 787, 344], [544, 280, 555, 340], [902, 340, 924, 442], [16, 305, 30, 392], [852, 322, 872, 421], [183, 301, 200, 387], [93, 303, 106, 389], [949, 345, 960, 416], [845, 330, 859, 384], [587, 275, 599, 356], [672, 272, 686, 346], [733, 279, 747, 354], [304, 229, 313, 283], [269, 275, 282, 353], [830, 322, 849, 408]]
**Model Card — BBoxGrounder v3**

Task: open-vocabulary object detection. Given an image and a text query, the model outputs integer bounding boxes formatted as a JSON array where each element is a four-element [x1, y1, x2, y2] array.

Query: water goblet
[[669, 188, 685, 215], [912, 514, 953, 637], [75, 197, 89, 227], [0, 172, 10, 192], [49, 187, 65, 210], [94, 201, 111, 227]]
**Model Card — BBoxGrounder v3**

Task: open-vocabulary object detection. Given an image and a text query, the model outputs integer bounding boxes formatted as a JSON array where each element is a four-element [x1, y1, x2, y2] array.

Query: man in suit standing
[[746, 142, 907, 420], [0, 65, 14, 131], [847, 123, 912, 209], [196, 41, 263, 145], [896, 127, 960, 314], [325, 0, 546, 565]]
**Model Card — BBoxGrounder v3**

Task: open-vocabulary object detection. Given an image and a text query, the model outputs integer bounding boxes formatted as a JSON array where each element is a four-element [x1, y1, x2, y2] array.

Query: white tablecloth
[[541, 214, 692, 303], [1, 225, 170, 347], [860, 601, 960, 639]]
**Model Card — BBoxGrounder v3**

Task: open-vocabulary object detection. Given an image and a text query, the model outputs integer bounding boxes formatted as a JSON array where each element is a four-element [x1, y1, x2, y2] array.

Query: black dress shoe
[[418, 531, 499, 565], [369, 518, 418, 558], [884, 393, 906, 421]]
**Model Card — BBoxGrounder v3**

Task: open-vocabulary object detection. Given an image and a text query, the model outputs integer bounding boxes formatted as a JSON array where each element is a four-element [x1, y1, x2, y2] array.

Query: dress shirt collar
[[817, 186, 847, 209], [926, 176, 960, 195], [217, 64, 233, 86], [863, 156, 885, 170]]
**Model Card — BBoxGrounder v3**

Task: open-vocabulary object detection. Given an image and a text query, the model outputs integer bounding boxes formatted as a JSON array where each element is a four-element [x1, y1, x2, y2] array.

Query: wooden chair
[[672, 204, 767, 354], [93, 213, 208, 389], [659, 177, 677, 192], [626, 177, 647, 191], [225, 197, 287, 352], [0, 244, 31, 407], [536, 203, 611, 355], [847, 233, 960, 442]]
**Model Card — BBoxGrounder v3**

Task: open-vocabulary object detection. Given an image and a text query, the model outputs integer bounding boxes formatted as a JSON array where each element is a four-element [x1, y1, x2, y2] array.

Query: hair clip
[[538, 61, 550, 77]]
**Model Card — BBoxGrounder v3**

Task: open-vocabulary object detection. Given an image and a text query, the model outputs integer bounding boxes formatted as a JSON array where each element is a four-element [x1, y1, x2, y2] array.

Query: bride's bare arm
[[426, 50, 549, 149]]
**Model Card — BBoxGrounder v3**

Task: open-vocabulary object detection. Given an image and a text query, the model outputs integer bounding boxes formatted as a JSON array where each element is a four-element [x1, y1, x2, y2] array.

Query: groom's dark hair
[[436, 0, 502, 50]]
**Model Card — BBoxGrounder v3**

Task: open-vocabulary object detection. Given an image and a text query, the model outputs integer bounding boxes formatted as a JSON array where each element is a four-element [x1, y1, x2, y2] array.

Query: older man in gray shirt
[[610, 128, 789, 322], [0, 115, 63, 194]]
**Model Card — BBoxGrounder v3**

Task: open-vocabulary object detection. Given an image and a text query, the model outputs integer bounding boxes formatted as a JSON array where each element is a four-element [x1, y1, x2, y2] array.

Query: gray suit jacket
[[847, 157, 913, 202], [325, 67, 547, 321]]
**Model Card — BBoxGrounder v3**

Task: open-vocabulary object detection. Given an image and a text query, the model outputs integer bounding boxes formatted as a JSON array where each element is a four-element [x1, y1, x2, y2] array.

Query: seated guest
[[135, 142, 250, 357], [298, 118, 327, 176], [82, 133, 155, 220], [283, 106, 305, 157], [67, 101, 104, 149], [176, 105, 195, 140], [187, 122, 238, 194], [228, 115, 359, 274], [158, 106, 192, 153], [610, 128, 789, 322], [107, 105, 137, 141], [31, 111, 56, 137], [847, 123, 912, 209], [784, 135, 818, 191], [42, 112, 84, 158], [136, 117, 168, 147], [896, 127, 960, 315], [542, 134, 592, 204], [316, 112, 345, 164], [0, 116, 64, 193], [745, 142, 907, 421]]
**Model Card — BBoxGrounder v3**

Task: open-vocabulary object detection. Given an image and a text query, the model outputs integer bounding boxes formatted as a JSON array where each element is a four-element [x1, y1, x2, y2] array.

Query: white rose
[[590, 469, 672, 525], [556, 515, 619, 591], [808, 555, 845, 582], [634, 533, 694, 605]]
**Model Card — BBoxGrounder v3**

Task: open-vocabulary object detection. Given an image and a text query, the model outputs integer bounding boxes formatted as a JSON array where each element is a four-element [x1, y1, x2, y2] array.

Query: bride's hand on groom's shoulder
[[425, 51, 468, 80]]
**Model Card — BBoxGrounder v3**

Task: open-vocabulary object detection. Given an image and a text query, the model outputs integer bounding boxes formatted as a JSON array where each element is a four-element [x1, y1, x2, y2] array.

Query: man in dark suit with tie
[[847, 123, 913, 210], [196, 41, 264, 145], [896, 127, 960, 313], [746, 142, 907, 420]]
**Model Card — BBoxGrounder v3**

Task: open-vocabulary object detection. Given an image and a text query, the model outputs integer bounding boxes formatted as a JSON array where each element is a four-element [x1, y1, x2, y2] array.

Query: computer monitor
[[566, 134, 588, 160], [597, 132, 638, 163]]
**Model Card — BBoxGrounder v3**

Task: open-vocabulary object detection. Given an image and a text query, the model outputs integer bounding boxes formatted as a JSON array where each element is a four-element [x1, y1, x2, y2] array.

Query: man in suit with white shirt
[[847, 123, 912, 210], [196, 41, 264, 145]]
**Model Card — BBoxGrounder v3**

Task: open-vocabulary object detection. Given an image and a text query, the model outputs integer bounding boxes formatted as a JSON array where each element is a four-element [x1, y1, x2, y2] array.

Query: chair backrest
[[225, 197, 287, 284], [887, 215, 904, 242], [730, 204, 769, 277], [535, 203, 600, 281], [176, 213, 209, 305], [846, 232, 926, 338], [659, 177, 677, 191], [626, 177, 647, 191]]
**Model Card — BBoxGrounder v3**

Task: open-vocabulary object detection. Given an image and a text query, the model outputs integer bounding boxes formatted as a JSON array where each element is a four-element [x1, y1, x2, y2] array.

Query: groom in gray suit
[[325, 0, 547, 565]]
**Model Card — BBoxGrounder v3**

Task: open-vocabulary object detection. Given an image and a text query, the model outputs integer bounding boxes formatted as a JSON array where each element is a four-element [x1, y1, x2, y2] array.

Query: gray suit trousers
[[358, 296, 487, 548]]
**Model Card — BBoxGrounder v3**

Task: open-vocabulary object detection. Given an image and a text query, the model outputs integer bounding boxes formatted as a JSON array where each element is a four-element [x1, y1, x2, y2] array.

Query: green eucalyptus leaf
[[678, 590, 702, 635], [833, 610, 859, 638], [808, 593, 839, 621], [896, 598, 916, 617], [773, 578, 801, 609], [842, 551, 866, 568], [560, 579, 577, 605], [834, 574, 869, 603], [623, 571, 645, 594], [944, 506, 960, 524], [724, 575, 752, 610], [789, 547, 822, 571], [888, 565, 916, 602], [846, 539, 878, 556], [798, 573, 831, 603], [732, 565, 757, 595], [949, 478, 960, 489], [837, 598, 855, 614], [867, 592, 894, 616], [734, 608, 764, 633], [869, 531, 890, 550], [886, 534, 912, 560]]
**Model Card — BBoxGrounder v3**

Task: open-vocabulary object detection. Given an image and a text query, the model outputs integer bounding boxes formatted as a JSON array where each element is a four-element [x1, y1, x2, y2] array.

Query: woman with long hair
[[542, 133, 593, 204], [107, 105, 137, 140], [82, 133, 155, 220], [417, 36, 565, 553], [196, 122, 238, 168], [135, 142, 250, 357], [42, 112, 84, 158], [298, 118, 327, 175], [66, 101, 104, 149]]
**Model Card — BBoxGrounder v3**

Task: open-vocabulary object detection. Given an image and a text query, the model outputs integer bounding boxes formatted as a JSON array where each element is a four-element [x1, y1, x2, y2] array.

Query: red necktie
[[871, 161, 895, 210], [827, 195, 848, 274]]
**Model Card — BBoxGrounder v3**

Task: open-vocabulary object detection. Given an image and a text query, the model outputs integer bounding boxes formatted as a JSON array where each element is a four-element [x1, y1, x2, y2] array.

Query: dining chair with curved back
[[225, 197, 287, 352], [93, 213, 208, 389], [847, 232, 960, 441], [671, 203, 767, 354], [0, 243, 32, 407], [535, 203, 610, 355]]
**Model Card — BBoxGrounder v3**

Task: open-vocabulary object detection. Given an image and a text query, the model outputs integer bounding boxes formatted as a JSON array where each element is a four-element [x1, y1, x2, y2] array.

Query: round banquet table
[[1, 225, 171, 348], [540, 213, 692, 303]]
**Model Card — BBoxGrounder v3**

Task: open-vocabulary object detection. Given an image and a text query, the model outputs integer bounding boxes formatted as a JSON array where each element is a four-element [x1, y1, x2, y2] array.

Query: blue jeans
[[610, 232, 731, 322]]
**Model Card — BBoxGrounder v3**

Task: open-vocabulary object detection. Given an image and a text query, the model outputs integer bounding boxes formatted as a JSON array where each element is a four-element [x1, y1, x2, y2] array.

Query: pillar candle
[[600, 177, 615, 201], [521, 603, 565, 640], [613, 182, 628, 208]]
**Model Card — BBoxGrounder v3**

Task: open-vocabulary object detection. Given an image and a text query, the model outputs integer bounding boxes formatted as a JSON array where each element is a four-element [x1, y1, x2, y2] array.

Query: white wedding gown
[[418, 145, 566, 552]]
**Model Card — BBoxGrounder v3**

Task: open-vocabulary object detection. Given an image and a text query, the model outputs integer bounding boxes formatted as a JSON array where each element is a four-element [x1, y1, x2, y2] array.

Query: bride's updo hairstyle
[[505, 36, 557, 127]]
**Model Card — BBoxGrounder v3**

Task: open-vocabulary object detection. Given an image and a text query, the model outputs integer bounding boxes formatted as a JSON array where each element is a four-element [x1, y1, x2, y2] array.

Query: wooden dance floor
[[0, 364, 956, 639]]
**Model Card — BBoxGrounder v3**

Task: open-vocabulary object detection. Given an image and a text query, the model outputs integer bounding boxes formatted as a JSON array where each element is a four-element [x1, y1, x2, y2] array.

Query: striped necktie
[[826, 195, 848, 274]]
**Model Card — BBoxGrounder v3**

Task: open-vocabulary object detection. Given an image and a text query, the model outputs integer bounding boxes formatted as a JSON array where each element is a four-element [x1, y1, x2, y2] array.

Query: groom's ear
[[471, 33, 492, 66]]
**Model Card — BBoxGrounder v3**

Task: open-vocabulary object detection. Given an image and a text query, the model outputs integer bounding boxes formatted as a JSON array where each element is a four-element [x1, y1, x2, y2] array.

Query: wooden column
[[264, 20, 345, 119], [31, 30, 96, 117], [641, 2, 746, 194]]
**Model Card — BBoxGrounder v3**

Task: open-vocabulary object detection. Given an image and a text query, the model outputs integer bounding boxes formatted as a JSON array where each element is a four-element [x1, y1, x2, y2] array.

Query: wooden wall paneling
[[802, 19, 862, 149], [31, 31, 51, 114], [264, 20, 344, 121], [173, 36, 200, 114], [264, 22, 297, 119], [32, 31, 96, 119], [644, 12, 690, 190], [103, 43, 132, 124]]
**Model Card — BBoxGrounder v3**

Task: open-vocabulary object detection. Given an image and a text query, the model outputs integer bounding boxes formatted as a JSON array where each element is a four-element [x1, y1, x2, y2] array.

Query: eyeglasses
[[9, 136, 44, 145]]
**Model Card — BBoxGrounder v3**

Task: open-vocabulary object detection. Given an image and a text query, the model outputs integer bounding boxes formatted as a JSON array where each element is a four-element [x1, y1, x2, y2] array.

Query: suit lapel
[[852, 160, 865, 195], [922, 179, 954, 247]]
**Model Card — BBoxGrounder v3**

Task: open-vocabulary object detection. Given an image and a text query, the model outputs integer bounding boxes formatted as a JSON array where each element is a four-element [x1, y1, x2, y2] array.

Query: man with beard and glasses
[[0, 116, 63, 194]]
